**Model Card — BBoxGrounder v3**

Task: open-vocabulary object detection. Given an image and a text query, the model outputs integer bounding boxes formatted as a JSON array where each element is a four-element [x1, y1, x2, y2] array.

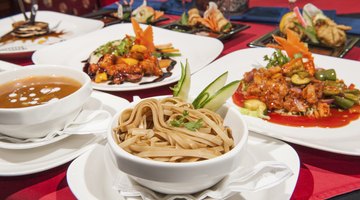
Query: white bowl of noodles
[[107, 96, 248, 194]]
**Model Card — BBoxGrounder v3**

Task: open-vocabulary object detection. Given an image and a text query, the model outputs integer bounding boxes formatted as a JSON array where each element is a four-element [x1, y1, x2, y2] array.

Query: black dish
[[248, 28, 360, 58], [161, 22, 250, 41]]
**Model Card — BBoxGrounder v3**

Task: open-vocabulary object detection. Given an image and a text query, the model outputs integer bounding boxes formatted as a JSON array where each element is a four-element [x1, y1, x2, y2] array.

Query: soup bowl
[[0, 65, 92, 139], [107, 96, 248, 194]]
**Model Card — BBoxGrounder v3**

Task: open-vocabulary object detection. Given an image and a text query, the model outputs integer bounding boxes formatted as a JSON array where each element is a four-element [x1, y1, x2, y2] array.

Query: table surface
[[1, 0, 360, 199]]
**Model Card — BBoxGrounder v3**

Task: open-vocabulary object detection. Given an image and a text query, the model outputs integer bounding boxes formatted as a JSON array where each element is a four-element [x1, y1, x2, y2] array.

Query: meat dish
[[83, 18, 179, 85], [233, 29, 360, 127]]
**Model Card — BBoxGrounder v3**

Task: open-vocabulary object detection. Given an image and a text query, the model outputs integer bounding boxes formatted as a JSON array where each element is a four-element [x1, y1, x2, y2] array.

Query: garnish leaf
[[184, 119, 203, 131], [170, 111, 202, 131], [180, 12, 188, 25], [264, 49, 290, 68]]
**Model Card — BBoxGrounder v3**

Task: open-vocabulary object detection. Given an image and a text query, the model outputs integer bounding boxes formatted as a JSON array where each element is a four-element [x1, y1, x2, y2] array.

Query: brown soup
[[0, 76, 82, 108]]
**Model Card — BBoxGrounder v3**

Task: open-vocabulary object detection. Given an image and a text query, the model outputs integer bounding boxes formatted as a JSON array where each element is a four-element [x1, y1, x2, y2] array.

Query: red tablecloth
[[1, 1, 360, 199]]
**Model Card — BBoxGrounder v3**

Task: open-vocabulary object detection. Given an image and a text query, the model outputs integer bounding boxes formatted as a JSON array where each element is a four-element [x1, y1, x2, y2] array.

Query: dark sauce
[[140, 72, 173, 85], [0, 31, 66, 44]]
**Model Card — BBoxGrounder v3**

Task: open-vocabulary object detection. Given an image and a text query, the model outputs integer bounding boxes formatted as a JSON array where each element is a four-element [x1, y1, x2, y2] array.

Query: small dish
[[0, 96, 108, 149], [107, 97, 248, 194], [0, 91, 129, 176], [67, 133, 300, 199], [0, 65, 92, 139], [248, 28, 359, 57]]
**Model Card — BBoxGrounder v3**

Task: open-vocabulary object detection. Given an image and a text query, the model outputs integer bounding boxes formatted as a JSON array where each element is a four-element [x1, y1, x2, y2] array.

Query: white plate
[[0, 11, 104, 57], [0, 60, 21, 72], [0, 134, 69, 150], [0, 95, 108, 150], [0, 91, 129, 176], [190, 47, 360, 156], [32, 23, 224, 91], [67, 133, 300, 200]]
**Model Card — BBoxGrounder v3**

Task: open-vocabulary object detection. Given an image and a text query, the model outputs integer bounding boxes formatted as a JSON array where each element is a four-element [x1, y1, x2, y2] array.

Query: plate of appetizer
[[32, 19, 223, 91], [84, 0, 169, 27], [0, 11, 104, 58], [248, 4, 359, 57], [162, 2, 250, 40], [190, 31, 360, 155]]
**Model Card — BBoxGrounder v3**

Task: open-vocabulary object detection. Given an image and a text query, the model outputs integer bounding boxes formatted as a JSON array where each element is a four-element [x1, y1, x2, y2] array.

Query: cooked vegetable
[[291, 73, 311, 85], [243, 99, 267, 115], [315, 69, 336, 81], [334, 96, 354, 109]]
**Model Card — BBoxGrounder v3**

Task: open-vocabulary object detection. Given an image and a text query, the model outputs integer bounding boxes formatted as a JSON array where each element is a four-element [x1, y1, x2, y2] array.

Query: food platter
[[0, 91, 129, 176], [190, 47, 360, 156], [248, 28, 359, 58], [0, 11, 104, 58], [162, 22, 250, 41], [67, 133, 300, 200], [32, 23, 223, 91], [83, 9, 169, 27]]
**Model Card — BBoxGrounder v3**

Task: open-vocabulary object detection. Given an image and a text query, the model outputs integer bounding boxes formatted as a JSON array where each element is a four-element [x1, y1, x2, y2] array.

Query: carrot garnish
[[131, 18, 155, 52], [270, 29, 315, 75]]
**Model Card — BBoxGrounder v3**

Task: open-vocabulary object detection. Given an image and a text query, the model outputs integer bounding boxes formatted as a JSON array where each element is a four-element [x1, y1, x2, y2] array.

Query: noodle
[[113, 97, 234, 163]]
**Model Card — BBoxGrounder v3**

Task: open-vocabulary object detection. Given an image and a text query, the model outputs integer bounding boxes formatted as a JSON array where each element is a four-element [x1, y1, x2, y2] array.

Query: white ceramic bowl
[[107, 97, 248, 194], [0, 65, 92, 139]]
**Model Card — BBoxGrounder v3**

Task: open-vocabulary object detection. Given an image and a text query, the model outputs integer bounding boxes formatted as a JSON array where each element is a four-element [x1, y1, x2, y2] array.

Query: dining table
[[1, 0, 360, 199]]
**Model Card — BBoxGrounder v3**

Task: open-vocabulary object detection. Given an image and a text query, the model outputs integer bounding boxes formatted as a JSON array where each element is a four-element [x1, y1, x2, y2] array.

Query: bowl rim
[[107, 96, 249, 168], [0, 65, 91, 112]]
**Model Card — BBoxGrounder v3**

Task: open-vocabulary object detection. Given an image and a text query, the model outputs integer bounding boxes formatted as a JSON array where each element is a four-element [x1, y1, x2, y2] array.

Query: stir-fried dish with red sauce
[[83, 18, 180, 85], [233, 29, 360, 127]]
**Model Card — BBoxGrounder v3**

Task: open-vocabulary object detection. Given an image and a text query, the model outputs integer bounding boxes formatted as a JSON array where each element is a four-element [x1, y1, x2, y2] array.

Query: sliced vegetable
[[344, 89, 360, 95], [323, 86, 341, 95], [171, 60, 191, 101], [243, 99, 267, 115], [344, 93, 359, 102], [334, 96, 354, 109], [201, 80, 241, 111], [180, 12, 188, 25], [239, 107, 270, 119], [192, 72, 228, 109], [291, 74, 311, 85]]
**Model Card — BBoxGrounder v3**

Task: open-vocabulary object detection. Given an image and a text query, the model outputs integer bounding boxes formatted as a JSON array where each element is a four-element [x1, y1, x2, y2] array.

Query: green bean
[[334, 96, 354, 109], [344, 93, 359, 102]]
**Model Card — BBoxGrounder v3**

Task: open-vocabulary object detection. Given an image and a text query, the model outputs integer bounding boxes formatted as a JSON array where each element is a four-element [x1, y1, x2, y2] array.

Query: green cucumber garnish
[[171, 60, 191, 101], [201, 80, 241, 111], [192, 72, 228, 109]]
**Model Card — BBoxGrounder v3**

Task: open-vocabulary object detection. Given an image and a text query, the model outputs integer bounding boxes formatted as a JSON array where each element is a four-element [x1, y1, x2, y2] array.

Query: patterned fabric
[[23, 0, 100, 16]]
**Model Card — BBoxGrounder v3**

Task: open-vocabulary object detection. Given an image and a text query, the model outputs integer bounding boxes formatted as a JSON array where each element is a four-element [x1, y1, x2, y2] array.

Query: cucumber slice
[[192, 72, 228, 109], [172, 60, 191, 101], [201, 80, 241, 111]]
